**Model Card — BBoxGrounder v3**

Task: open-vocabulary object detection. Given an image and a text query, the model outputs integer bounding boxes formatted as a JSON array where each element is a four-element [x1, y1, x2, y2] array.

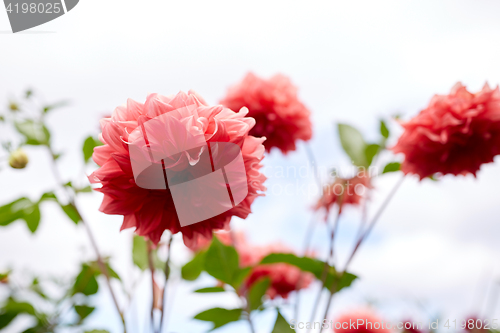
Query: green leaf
[[75, 305, 95, 322], [88, 260, 121, 281], [248, 277, 270, 311], [382, 162, 401, 174], [14, 120, 50, 146], [72, 264, 99, 296], [23, 204, 40, 233], [30, 278, 48, 300], [23, 327, 46, 333], [232, 267, 251, 290], [131, 236, 164, 273], [42, 101, 68, 114], [60, 203, 81, 224], [338, 123, 368, 167], [38, 191, 57, 203], [194, 287, 226, 293], [181, 251, 206, 281], [261, 254, 324, 277], [194, 307, 242, 330], [332, 272, 358, 292], [76, 186, 92, 193], [103, 262, 121, 281], [260, 253, 357, 292], [272, 310, 295, 333], [364, 143, 380, 167], [132, 236, 148, 271], [204, 237, 240, 287], [0, 313, 17, 330], [0, 198, 32, 226], [83, 136, 102, 163], [3, 299, 36, 316], [0, 198, 40, 233], [380, 120, 390, 139]]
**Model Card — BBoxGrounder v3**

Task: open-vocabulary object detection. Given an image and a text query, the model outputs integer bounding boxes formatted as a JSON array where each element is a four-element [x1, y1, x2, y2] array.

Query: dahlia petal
[[121, 214, 137, 231]]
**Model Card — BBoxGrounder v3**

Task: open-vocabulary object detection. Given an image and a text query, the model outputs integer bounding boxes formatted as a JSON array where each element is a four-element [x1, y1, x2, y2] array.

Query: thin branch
[[319, 176, 405, 332], [158, 234, 173, 333], [147, 240, 157, 333], [343, 176, 405, 270], [295, 143, 323, 321], [307, 207, 341, 333], [245, 312, 256, 333], [294, 214, 317, 320], [46, 147, 126, 332]]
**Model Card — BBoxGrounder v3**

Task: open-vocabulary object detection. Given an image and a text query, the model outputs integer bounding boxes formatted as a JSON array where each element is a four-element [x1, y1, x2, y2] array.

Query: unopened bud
[[9, 149, 29, 169], [8, 102, 19, 111]]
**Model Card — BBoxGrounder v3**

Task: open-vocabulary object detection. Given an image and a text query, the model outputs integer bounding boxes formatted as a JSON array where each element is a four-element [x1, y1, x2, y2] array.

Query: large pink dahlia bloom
[[220, 73, 312, 154], [89, 91, 266, 247]]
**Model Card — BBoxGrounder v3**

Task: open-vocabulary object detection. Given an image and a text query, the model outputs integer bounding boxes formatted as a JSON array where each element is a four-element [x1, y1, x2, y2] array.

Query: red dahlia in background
[[393, 83, 500, 179], [220, 73, 312, 154], [89, 91, 266, 247], [315, 174, 371, 216]]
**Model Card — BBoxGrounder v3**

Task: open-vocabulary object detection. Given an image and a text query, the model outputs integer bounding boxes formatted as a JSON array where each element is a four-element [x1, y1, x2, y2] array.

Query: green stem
[[158, 234, 173, 333], [46, 146, 126, 332], [318, 176, 405, 333]]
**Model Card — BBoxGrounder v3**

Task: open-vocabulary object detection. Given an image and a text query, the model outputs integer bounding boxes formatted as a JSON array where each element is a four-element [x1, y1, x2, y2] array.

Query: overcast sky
[[2, 1, 500, 332]]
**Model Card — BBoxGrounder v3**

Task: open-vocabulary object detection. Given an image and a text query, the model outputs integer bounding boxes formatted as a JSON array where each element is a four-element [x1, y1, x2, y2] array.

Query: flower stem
[[295, 143, 323, 321], [294, 214, 318, 320], [147, 240, 157, 333], [158, 234, 173, 333], [245, 312, 256, 333], [318, 176, 405, 332], [46, 147, 126, 332], [344, 176, 405, 270], [307, 207, 341, 333]]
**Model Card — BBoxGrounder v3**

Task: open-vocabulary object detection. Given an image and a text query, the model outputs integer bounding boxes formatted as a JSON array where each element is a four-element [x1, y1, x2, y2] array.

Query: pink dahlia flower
[[220, 73, 312, 154], [315, 174, 371, 216], [392, 83, 500, 179], [89, 91, 266, 247], [334, 310, 392, 333]]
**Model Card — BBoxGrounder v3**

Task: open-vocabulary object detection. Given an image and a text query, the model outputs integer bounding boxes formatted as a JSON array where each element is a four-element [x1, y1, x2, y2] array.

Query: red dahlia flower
[[393, 83, 500, 179], [315, 174, 371, 216], [89, 91, 266, 247], [220, 73, 312, 154]]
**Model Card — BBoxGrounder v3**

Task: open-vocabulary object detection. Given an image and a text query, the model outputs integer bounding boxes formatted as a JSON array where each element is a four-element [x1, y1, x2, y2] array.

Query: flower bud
[[9, 148, 29, 169], [8, 102, 19, 111]]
